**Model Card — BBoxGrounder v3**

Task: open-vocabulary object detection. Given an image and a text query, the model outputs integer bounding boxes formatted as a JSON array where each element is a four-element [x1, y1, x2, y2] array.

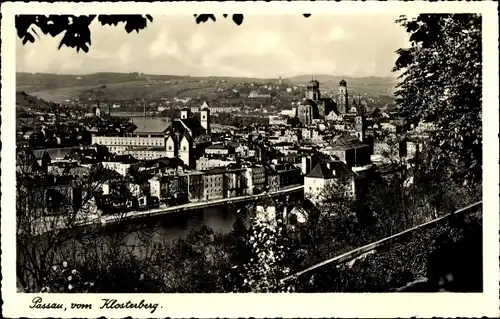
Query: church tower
[[354, 106, 366, 143], [95, 102, 101, 118], [165, 133, 176, 158], [179, 133, 192, 168], [305, 78, 321, 101], [180, 108, 191, 120], [200, 107, 210, 134], [337, 79, 348, 114]]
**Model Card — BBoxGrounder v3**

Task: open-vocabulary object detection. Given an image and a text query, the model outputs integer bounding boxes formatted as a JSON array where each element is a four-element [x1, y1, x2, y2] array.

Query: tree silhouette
[[16, 14, 312, 53], [16, 15, 154, 53], [393, 14, 482, 184]]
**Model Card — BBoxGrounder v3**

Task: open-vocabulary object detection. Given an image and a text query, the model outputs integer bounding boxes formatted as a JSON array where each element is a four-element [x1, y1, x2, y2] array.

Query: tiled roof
[[201, 101, 211, 109], [111, 154, 138, 164], [302, 99, 317, 106], [330, 134, 367, 149], [182, 118, 205, 132], [46, 148, 73, 161], [32, 149, 49, 160], [306, 160, 353, 179], [207, 144, 228, 149], [166, 118, 205, 135]]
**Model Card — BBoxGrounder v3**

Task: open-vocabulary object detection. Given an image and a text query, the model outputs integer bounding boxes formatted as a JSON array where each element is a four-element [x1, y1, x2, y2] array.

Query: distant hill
[[284, 74, 398, 86], [16, 72, 187, 92], [16, 90, 54, 109], [285, 74, 398, 98], [16, 72, 398, 102]]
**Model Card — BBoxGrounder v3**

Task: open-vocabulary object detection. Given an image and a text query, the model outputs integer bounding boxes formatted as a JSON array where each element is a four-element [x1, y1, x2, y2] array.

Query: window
[[168, 146, 172, 151], [183, 146, 187, 151]]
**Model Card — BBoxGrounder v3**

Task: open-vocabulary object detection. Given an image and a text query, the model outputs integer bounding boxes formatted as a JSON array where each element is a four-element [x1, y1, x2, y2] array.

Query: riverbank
[[102, 184, 303, 224], [34, 185, 303, 235]]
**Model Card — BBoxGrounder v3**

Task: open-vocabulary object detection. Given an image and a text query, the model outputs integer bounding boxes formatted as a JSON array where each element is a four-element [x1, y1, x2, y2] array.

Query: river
[[111, 111, 238, 131], [61, 114, 245, 255], [102, 205, 239, 247], [104, 113, 240, 246]]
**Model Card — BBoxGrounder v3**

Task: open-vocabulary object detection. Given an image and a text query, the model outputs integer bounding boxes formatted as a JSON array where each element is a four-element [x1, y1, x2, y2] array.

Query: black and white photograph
[[1, 1, 498, 318]]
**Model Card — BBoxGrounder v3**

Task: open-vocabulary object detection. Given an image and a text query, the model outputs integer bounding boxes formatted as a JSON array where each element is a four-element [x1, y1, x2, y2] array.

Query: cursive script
[[29, 296, 64, 309], [100, 298, 159, 314]]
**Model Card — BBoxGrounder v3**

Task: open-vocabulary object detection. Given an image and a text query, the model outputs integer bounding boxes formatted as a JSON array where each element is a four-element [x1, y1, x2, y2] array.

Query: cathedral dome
[[339, 79, 347, 86], [307, 78, 320, 89]]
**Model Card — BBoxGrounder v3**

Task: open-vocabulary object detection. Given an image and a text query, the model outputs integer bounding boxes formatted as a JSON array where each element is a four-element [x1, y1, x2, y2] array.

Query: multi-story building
[[224, 168, 246, 198], [242, 165, 266, 195], [149, 175, 169, 200], [323, 134, 372, 169], [196, 157, 236, 171], [101, 155, 140, 176], [186, 171, 204, 203], [264, 165, 280, 192], [274, 164, 302, 189], [92, 108, 209, 166], [196, 100, 241, 115], [204, 144, 235, 157], [202, 169, 225, 201], [304, 160, 356, 203], [251, 165, 266, 194], [269, 115, 289, 126]]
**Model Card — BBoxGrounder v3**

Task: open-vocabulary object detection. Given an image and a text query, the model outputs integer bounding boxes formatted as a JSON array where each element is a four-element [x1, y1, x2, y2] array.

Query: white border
[[2, 1, 499, 318]]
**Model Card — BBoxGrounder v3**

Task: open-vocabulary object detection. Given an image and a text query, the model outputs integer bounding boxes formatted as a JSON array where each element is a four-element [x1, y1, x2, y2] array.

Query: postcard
[[1, 1, 499, 318]]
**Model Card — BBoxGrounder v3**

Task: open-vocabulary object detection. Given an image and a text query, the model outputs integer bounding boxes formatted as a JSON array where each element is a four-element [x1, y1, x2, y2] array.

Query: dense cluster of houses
[[17, 78, 436, 218]]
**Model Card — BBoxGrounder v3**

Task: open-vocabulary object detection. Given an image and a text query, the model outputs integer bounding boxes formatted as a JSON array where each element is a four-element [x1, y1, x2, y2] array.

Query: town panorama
[[15, 13, 483, 294]]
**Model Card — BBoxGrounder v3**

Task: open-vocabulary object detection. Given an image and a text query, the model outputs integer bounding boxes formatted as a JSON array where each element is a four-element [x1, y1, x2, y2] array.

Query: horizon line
[[15, 71, 398, 80]]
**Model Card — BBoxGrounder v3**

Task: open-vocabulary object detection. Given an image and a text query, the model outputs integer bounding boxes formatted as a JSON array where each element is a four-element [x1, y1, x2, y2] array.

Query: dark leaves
[[393, 48, 413, 71], [193, 14, 245, 26], [232, 14, 244, 26], [393, 14, 482, 184], [22, 32, 35, 45], [57, 15, 95, 53], [194, 14, 216, 24], [15, 14, 153, 53], [98, 15, 153, 33]]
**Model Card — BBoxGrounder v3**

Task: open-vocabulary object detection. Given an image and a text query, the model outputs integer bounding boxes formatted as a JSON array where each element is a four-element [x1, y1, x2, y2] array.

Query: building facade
[[304, 160, 356, 202]]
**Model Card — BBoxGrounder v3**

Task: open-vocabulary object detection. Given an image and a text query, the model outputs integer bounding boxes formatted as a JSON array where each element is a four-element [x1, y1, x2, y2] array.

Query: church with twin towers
[[297, 77, 366, 140]]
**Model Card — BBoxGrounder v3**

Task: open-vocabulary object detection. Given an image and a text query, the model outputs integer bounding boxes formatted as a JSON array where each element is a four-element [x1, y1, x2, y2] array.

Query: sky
[[16, 14, 410, 78]]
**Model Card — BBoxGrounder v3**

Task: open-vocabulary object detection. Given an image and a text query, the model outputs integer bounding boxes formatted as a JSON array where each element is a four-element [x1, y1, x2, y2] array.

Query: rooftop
[[306, 160, 353, 179], [206, 144, 230, 149], [328, 134, 369, 150]]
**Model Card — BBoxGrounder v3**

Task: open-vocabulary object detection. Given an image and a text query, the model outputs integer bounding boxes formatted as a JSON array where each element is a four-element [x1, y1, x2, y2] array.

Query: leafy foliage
[[16, 161, 143, 292], [393, 14, 482, 183], [231, 216, 294, 292], [16, 15, 153, 53], [291, 209, 482, 292], [23, 175, 481, 294]]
